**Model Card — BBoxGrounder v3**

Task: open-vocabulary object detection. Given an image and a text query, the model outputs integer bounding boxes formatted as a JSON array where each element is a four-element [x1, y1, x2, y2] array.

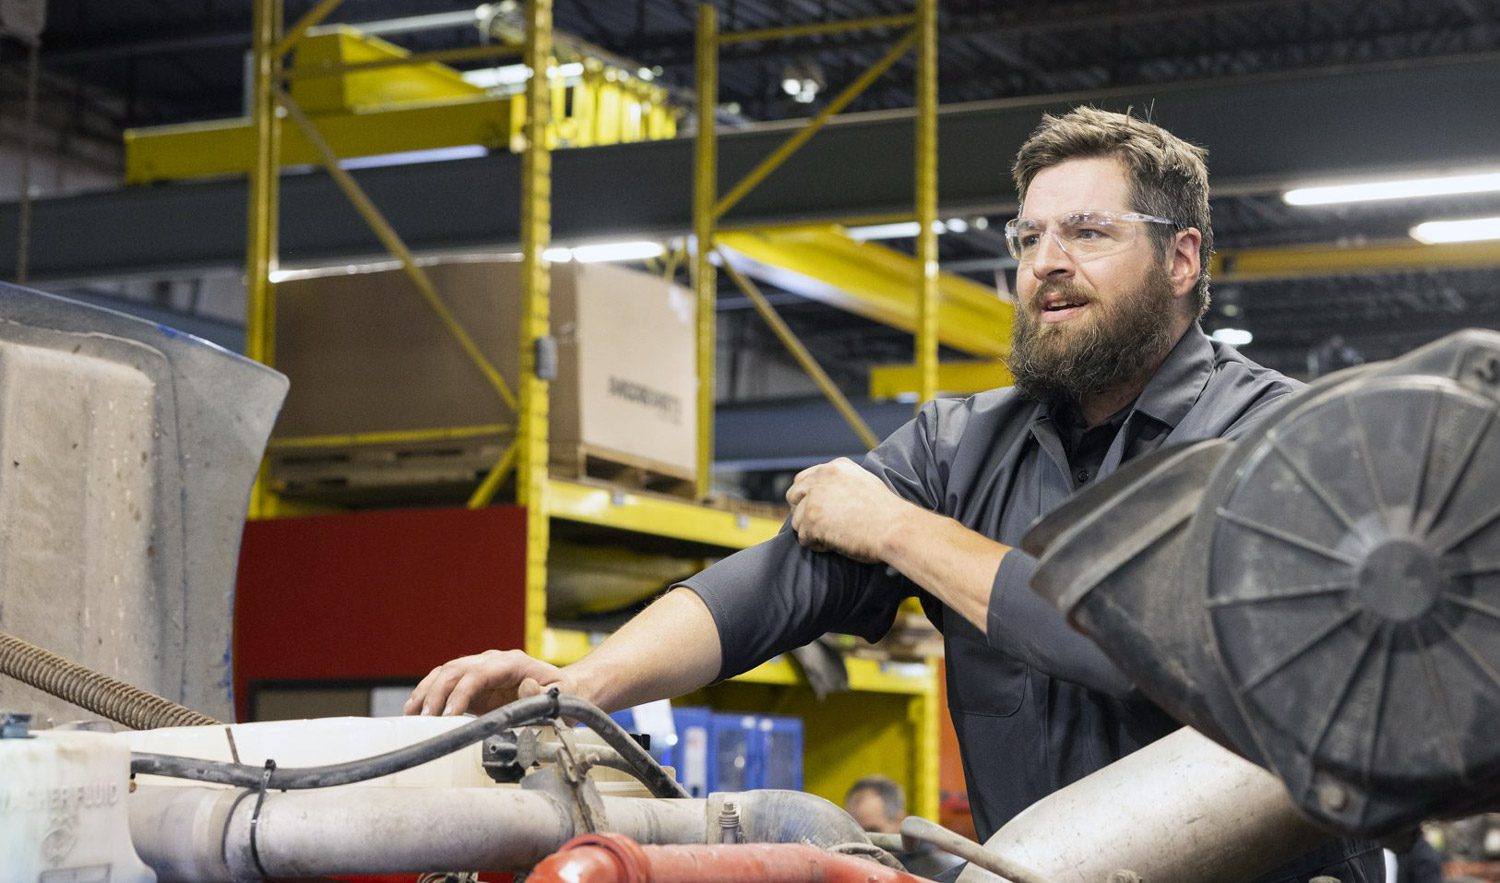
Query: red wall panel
[[234, 506, 529, 721]]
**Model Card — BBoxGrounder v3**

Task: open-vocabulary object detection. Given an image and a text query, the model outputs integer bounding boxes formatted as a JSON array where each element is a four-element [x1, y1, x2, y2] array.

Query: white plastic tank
[[0, 728, 156, 882]]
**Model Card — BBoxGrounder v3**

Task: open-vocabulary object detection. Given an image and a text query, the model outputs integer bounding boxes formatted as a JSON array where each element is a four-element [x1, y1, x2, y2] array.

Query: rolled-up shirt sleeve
[[681, 402, 950, 682], [988, 548, 1136, 698]]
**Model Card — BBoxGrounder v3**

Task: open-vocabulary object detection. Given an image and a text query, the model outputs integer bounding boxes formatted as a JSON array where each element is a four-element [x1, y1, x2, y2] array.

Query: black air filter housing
[[1028, 330, 1500, 837]]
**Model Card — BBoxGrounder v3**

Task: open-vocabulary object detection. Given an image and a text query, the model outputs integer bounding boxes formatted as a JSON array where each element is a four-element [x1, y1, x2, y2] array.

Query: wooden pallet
[[268, 436, 707, 506], [268, 435, 508, 504], [550, 443, 697, 501]]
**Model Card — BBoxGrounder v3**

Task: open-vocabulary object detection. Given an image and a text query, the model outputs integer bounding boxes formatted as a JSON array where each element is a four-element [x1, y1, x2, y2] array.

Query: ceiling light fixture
[[1211, 328, 1253, 347], [545, 240, 665, 263], [1283, 171, 1500, 206], [845, 220, 952, 241], [1409, 215, 1500, 245]]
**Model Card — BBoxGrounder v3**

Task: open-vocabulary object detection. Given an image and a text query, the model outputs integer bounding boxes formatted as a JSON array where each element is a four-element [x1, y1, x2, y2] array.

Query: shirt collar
[[1131, 322, 1214, 430], [1026, 323, 1214, 433]]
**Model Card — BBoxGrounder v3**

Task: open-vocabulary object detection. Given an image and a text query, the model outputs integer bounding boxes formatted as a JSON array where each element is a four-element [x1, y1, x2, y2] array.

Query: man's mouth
[[1038, 293, 1090, 323]]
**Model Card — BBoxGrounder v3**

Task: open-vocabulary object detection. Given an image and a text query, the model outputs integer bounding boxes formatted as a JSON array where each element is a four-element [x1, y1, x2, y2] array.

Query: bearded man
[[408, 108, 1382, 880]]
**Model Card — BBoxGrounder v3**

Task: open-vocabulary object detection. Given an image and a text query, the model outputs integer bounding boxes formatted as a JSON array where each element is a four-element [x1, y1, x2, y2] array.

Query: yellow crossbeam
[[124, 95, 513, 184], [267, 424, 511, 450], [869, 359, 1012, 400], [547, 478, 781, 549], [1214, 239, 1500, 280], [281, 42, 524, 81], [716, 226, 1013, 358]]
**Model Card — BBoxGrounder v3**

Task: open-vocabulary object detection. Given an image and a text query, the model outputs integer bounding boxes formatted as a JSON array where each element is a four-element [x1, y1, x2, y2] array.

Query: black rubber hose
[[552, 697, 689, 799], [130, 692, 690, 799], [0, 629, 221, 730]]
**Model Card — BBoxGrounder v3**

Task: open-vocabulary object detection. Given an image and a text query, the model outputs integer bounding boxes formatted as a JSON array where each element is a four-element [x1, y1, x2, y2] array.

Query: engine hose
[[132, 691, 691, 800], [0, 628, 220, 730]]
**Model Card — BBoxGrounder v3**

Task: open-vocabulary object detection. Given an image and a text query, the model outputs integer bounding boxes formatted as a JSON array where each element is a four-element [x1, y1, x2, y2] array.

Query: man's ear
[[1169, 228, 1203, 301]]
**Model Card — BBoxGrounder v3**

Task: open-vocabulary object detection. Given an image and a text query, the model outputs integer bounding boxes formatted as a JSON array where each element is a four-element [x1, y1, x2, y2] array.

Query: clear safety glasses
[[1004, 210, 1181, 263]]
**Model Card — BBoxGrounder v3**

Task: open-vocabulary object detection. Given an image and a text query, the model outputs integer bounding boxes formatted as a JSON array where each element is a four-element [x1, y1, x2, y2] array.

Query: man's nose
[[1030, 229, 1075, 279]]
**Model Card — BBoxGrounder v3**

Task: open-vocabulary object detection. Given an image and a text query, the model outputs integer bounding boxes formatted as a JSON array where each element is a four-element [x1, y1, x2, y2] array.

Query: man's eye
[[1020, 234, 1041, 248], [1072, 227, 1109, 241]]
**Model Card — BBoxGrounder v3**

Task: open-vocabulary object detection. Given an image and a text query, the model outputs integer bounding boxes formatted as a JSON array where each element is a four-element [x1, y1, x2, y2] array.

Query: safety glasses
[[1004, 210, 1181, 263]]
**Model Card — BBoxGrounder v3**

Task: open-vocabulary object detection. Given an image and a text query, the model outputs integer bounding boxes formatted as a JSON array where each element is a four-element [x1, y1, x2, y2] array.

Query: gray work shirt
[[684, 325, 1297, 826], [683, 324, 1384, 879]]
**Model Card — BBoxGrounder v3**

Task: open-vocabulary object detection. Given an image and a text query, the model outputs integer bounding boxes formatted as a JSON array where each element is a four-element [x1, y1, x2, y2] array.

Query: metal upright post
[[912, 0, 941, 822], [693, 4, 719, 499], [518, 0, 555, 656], [914, 0, 939, 409], [245, 0, 283, 519]]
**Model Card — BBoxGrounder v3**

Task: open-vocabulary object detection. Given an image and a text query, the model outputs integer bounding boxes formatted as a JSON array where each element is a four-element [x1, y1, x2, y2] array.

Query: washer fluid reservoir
[[0, 723, 155, 882]]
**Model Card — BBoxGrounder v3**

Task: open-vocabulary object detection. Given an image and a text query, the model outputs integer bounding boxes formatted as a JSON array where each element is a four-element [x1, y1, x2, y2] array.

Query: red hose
[[529, 833, 933, 883]]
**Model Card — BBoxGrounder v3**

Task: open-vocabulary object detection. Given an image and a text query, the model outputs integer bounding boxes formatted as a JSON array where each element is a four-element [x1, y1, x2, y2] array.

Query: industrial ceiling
[[10, 0, 1500, 381]]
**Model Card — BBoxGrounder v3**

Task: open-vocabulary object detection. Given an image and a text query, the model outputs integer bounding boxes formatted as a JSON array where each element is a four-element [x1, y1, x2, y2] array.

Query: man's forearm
[[882, 507, 1008, 636], [564, 587, 723, 712]]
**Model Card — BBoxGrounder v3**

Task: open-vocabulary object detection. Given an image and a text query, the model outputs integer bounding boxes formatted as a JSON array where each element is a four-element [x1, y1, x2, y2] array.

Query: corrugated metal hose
[[0, 629, 220, 729]]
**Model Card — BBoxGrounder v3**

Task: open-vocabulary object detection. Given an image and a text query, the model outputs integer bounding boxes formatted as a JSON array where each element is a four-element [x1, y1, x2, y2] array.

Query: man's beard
[[1006, 263, 1179, 404]]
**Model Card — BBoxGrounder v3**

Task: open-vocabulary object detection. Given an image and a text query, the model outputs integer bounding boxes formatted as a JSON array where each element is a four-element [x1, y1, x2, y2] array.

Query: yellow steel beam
[[467, 440, 519, 509], [693, 3, 718, 499], [547, 478, 781, 549], [720, 253, 881, 449], [713, 28, 918, 221], [912, 0, 943, 821], [267, 423, 511, 450], [124, 95, 514, 184], [1213, 238, 1500, 281], [910, 671, 941, 821], [281, 42, 523, 81], [275, 87, 519, 413], [288, 29, 484, 112], [273, 0, 343, 58], [914, 0, 938, 407], [518, 0, 555, 658], [245, 0, 282, 521], [717, 226, 1013, 358], [869, 359, 1012, 400], [718, 14, 918, 45]]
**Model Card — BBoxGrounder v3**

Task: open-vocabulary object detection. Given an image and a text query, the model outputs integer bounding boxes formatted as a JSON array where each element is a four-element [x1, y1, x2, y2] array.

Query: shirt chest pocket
[[945, 627, 1030, 719]]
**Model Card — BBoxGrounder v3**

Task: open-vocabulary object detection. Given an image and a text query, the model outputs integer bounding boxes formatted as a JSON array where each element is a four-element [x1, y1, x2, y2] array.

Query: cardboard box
[[272, 257, 697, 492]]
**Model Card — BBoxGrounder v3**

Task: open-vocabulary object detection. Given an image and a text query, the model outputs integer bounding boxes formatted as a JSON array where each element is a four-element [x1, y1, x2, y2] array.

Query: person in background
[[845, 775, 963, 879]]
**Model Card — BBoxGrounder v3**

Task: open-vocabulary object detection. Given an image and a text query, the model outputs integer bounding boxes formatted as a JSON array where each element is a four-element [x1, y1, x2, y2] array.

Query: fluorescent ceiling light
[[847, 221, 921, 240], [545, 240, 665, 263], [462, 61, 584, 90], [1211, 328, 1253, 347], [1410, 215, 1500, 244], [845, 220, 954, 241], [1284, 171, 1500, 206], [339, 145, 487, 170]]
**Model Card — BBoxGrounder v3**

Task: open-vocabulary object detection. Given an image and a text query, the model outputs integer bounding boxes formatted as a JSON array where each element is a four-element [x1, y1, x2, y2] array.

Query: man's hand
[[403, 649, 577, 716], [786, 457, 915, 564]]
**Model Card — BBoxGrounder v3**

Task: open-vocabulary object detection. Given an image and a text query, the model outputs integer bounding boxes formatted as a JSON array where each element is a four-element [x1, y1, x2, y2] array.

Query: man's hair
[[1012, 106, 1213, 319], [847, 774, 905, 821]]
